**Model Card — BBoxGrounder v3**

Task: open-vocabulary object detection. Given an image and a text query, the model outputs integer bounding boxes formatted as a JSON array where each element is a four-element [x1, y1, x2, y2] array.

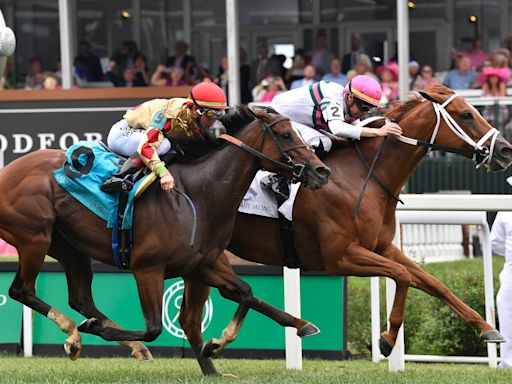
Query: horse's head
[[221, 106, 330, 190], [418, 85, 512, 171], [252, 108, 331, 190]]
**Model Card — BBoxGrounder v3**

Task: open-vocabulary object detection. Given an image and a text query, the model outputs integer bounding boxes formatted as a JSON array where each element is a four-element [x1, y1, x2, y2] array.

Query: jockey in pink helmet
[[270, 74, 402, 152]]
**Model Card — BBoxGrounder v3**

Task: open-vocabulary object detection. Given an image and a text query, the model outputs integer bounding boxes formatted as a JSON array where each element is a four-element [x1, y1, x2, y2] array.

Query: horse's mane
[[220, 105, 256, 134], [385, 84, 455, 122]]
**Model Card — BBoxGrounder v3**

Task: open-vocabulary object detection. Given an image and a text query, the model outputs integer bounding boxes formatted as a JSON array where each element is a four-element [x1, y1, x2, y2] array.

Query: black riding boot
[[100, 155, 142, 193]]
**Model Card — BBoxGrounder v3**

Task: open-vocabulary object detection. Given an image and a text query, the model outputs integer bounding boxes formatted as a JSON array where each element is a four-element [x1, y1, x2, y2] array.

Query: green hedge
[[348, 257, 505, 357]]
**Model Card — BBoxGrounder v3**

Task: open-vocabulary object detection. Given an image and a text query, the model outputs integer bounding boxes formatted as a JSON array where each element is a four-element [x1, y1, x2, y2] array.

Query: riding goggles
[[354, 97, 376, 113], [197, 107, 226, 118]]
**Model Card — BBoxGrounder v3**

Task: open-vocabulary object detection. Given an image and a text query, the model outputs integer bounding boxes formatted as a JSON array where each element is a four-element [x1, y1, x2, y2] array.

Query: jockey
[[102, 82, 228, 192], [270, 74, 402, 152]]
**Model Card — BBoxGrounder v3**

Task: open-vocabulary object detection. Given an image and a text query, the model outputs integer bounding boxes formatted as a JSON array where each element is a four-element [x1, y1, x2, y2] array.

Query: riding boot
[[100, 155, 143, 193]]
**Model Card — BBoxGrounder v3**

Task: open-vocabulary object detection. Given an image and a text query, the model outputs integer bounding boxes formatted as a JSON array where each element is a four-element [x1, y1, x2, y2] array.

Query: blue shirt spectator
[[442, 55, 476, 90], [322, 58, 347, 85]]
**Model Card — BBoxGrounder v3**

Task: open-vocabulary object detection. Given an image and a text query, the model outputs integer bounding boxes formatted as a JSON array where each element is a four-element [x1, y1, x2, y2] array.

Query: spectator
[[408, 60, 420, 89], [490, 176, 512, 369], [442, 55, 476, 90], [479, 66, 509, 126], [42, 73, 61, 90], [412, 65, 440, 91], [466, 36, 489, 71], [25, 55, 45, 89], [290, 65, 316, 89], [309, 34, 334, 78], [285, 50, 307, 87], [0, 58, 16, 89], [239, 47, 253, 104], [215, 52, 253, 104], [342, 34, 363, 74], [74, 40, 104, 84], [133, 54, 150, 86], [346, 53, 377, 82], [250, 43, 270, 88], [165, 40, 197, 83], [109, 40, 141, 85], [376, 62, 399, 105], [150, 65, 187, 87], [215, 56, 229, 95], [252, 76, 287, 102], [322, 58, 347, 85], [265, 54, 287, 79]]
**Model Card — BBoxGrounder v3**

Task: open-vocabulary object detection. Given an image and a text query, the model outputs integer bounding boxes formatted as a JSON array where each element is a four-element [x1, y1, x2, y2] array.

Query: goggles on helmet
[[190, 91, 226, 118]]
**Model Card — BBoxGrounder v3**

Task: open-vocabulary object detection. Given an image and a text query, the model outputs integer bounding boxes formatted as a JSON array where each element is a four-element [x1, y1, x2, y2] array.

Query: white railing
[[284, 194, 512, 371]]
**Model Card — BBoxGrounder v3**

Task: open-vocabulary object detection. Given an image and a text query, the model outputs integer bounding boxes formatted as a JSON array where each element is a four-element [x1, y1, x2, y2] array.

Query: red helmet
[[186, 82, 229, 110]]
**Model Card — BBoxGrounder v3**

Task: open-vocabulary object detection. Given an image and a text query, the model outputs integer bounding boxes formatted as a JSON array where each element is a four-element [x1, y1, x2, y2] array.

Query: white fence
[[284, 194, 512, 371]]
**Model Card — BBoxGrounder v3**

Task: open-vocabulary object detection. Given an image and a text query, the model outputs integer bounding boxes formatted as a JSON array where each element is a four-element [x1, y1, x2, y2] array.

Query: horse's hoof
[[482, 329, 505, 343], [131, 347, 154, 361], [201, 340, 221, 358], [297, 322, 321, 338], [77, 317, 98, 333], [64, 341, 81, 361], [379, 336, 394, 357]]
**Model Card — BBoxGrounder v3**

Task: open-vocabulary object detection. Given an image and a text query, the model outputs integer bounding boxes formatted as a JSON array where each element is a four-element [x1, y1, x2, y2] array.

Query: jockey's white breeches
[[290, 121, 332, 152], [107, 119, 172, 157]]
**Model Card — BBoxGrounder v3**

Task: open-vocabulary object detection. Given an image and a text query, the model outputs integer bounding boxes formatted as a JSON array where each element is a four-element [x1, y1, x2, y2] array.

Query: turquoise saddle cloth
[[53, 141, 146, 230]]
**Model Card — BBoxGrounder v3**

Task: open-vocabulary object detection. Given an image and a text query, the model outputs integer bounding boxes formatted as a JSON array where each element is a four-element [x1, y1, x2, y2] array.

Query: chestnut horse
[[179, 85, 512, 371], [3, 107, 330, 373]]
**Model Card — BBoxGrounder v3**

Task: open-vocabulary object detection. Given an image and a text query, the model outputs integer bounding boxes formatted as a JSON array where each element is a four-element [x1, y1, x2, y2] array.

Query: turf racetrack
[[0, 357, 510, 383]]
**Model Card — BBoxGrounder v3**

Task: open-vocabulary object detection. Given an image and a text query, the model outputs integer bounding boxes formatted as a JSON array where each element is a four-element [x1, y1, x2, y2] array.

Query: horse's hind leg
[[179, 279, 219, 376], [49, 232, 153, 361], [8, 242, 83, 360], [384, 243, 502, 341]]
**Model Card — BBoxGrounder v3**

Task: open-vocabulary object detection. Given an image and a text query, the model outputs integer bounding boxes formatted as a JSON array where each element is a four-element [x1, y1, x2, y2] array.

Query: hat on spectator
[[478, 66, 511, 86], [376, 62, 399, 80], [507, 176, 512, 187]]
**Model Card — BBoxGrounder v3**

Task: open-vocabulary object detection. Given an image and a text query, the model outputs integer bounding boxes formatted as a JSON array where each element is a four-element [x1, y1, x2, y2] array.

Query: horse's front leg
[[190, 252, 319, 358], [385, 243, 503, 342], [332, 243, 413, 356], [78, 265, 165, 342], [179, 278, 219, 376]]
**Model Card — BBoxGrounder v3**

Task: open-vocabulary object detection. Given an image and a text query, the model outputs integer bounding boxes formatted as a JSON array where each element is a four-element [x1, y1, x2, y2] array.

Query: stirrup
[[100, 176, 134, 194]]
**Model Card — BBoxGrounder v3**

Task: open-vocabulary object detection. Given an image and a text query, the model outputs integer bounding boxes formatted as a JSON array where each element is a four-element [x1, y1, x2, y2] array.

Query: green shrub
[[348, 257, 504, 358]]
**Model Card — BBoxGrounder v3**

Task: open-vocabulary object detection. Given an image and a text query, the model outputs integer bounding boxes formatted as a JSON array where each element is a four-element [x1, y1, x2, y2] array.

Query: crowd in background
[[3, 34, 512, 110]]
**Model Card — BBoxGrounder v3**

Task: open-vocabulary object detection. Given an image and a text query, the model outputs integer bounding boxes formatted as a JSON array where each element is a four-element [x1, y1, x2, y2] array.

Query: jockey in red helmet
[[103, 82, 228, 192], [270, 74, 402, 152]]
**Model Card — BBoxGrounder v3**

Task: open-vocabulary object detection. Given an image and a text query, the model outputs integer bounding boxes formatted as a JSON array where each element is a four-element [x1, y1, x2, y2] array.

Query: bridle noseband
[[219, 114, 313, 183]]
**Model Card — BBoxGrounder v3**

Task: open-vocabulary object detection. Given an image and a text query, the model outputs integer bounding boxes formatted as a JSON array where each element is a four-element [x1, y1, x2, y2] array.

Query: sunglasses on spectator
[[354, 97, 375, 113], [422, 69, 432, 73]]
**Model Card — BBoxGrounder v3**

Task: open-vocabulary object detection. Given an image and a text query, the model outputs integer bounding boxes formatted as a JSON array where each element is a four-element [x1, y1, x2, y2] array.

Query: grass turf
[[0, 356, 510, 383]]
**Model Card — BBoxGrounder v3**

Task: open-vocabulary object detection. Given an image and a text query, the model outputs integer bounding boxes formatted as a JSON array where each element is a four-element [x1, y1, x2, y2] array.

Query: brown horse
[[179, 85, 512, 369], [3, 107, 330, 374]]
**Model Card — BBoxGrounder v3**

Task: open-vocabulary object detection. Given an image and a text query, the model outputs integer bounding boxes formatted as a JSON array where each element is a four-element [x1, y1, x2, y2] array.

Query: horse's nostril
[[316, 166, 332, 178], [500, 145, 512, 159]]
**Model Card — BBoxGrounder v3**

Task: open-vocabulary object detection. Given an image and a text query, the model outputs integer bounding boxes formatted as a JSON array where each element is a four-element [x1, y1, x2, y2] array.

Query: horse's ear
[[419, 90, 446, 104]]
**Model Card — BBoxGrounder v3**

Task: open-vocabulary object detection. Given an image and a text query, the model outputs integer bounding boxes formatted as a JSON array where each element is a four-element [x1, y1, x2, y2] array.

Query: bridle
[[395, 93, 500, 168], [353, 92, 500, 218], [219, 114, 313, 183]]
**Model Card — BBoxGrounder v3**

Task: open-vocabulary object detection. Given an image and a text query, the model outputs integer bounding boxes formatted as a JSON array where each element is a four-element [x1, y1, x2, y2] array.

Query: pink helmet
[[345, 75, 382, 107]]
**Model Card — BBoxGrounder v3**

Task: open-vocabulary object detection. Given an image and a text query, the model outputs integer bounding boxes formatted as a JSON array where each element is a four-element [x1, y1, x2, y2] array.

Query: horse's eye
[[281, 132, 292, 140], [461, 112, 473, 120]]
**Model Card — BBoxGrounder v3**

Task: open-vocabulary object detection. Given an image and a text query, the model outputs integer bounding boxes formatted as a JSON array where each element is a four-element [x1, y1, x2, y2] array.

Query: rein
[[219, 115, 312, 183]]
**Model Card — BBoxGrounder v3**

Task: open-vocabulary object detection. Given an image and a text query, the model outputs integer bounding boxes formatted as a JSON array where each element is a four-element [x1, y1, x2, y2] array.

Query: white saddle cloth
[[238, 121, 329, 221]]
